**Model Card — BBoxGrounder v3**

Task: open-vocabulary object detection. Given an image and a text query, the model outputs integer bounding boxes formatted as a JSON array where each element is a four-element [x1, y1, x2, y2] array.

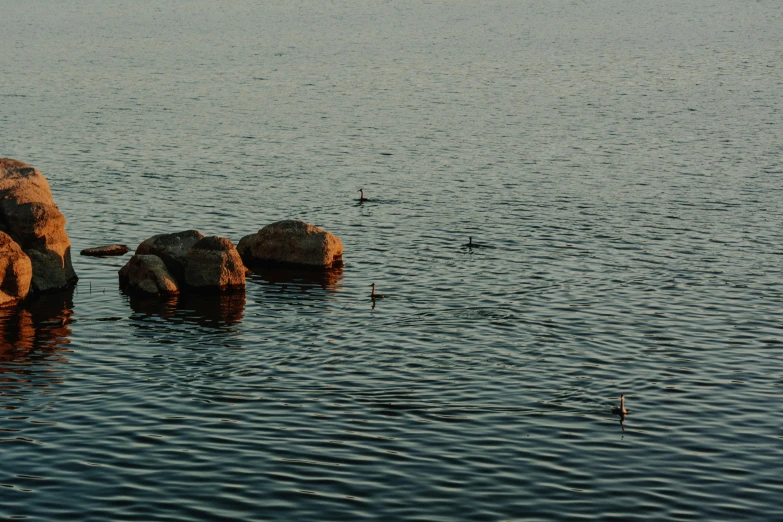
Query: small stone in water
[[80, 244, 130, 257]]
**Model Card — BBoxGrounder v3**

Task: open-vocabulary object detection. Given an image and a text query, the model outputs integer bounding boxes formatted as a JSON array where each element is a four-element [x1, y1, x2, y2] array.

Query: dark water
[[2, 0, 783, 519]]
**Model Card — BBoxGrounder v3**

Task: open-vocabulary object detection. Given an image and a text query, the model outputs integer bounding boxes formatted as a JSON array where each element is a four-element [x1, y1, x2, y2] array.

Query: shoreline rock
[[0, 231, 33, 307], [0, 158, 78, 293]]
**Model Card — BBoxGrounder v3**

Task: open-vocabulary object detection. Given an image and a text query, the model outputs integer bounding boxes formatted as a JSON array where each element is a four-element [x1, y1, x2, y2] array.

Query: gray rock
[[238, 220, 343, 269], [0, 158, 78, 293], [184, 236, 246, 292], [135, 230, 204, 281], [118, 254, 180, 296]]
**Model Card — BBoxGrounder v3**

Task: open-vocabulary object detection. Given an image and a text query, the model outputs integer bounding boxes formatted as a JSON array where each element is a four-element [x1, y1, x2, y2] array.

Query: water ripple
[[2, 0, 783, 520]]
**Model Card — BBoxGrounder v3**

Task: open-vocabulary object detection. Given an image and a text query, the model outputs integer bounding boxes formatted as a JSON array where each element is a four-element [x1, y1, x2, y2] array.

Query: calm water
[[2, 0, 783, 519]]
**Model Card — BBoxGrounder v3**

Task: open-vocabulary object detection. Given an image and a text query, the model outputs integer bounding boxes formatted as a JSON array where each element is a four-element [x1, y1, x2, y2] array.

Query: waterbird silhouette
[[358, 188, 367, 202], [370, 283, 384, 299], [611, 394, 629, 416], [464, 236, 488, 248]]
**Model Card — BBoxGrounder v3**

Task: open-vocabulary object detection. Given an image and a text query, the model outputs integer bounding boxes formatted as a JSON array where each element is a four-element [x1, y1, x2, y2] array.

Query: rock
[[135, 230, 204, 281], [237, 220, 343, 269], [184, 236, 246, 292], [80, 244, 130, 257], [0, 158, 78, 293], [0, 231, 33, 306], [118, 254, 180, 296]]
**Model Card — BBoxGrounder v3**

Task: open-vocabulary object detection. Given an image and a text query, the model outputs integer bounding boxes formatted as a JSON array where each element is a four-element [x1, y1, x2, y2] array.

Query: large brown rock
[[237, 220, 343, 269], [0, 158, 78, 293], [118, 254, 180, 296], [0, 231, 33, 306], [135, 230, 204, 281], [184, 236, 246, 292]]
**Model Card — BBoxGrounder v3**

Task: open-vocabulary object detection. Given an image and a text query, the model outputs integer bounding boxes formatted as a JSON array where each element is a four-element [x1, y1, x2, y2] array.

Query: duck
[[611, 394, 628, 416], [370, 283, 384, 299], [358, 188, 367, 202]]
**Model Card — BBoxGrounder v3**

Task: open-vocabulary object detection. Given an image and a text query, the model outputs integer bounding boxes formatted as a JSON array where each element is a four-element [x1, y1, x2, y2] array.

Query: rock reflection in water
[[249, 266, 344, 292], [0, 289, 74, 362], [127, 292, 246, 328]]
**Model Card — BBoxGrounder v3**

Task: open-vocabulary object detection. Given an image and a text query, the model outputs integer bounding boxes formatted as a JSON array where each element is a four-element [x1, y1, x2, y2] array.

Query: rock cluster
[[0, 158, 347, 309], [0, 158, 77, 304], [121, 221, 343, 298], [120, 232, 246, 296]]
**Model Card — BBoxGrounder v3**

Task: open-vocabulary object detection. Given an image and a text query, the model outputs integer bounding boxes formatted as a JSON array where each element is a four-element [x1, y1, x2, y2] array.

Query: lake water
[[2, 0, 782, 519]]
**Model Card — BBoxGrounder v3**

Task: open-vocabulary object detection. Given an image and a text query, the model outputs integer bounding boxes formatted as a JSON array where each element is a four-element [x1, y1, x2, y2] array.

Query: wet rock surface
[[237, 220, 343, 269], [80, 244, 130, 257], [0, 158, 77, 293], [0, 231, 33, 306], [118, 254, 180, 296], [184, 236, 246, 292], [135, 230, 204, 281]]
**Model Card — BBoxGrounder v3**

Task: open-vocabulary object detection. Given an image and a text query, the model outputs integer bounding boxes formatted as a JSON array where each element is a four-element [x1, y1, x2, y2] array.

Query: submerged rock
[[0, 158, 78, 293], [118, 254, 180, 296], [184, 236, 246, 292], [0, 231, 33, 307], [237, 220, 343, 269], [135, 230, 204, 281], [80, 244, 130, 257]]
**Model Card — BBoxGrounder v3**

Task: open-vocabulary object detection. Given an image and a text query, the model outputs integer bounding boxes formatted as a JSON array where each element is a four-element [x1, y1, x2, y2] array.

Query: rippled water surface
[[2, 0, 783, 519]]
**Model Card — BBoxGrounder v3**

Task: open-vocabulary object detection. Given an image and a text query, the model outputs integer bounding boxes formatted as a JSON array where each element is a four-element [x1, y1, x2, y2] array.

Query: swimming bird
[[464, 236, 488, 248], [370, 283, 384, 299], [358, 188, 367, 202], [611, 394, 628, 416]]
